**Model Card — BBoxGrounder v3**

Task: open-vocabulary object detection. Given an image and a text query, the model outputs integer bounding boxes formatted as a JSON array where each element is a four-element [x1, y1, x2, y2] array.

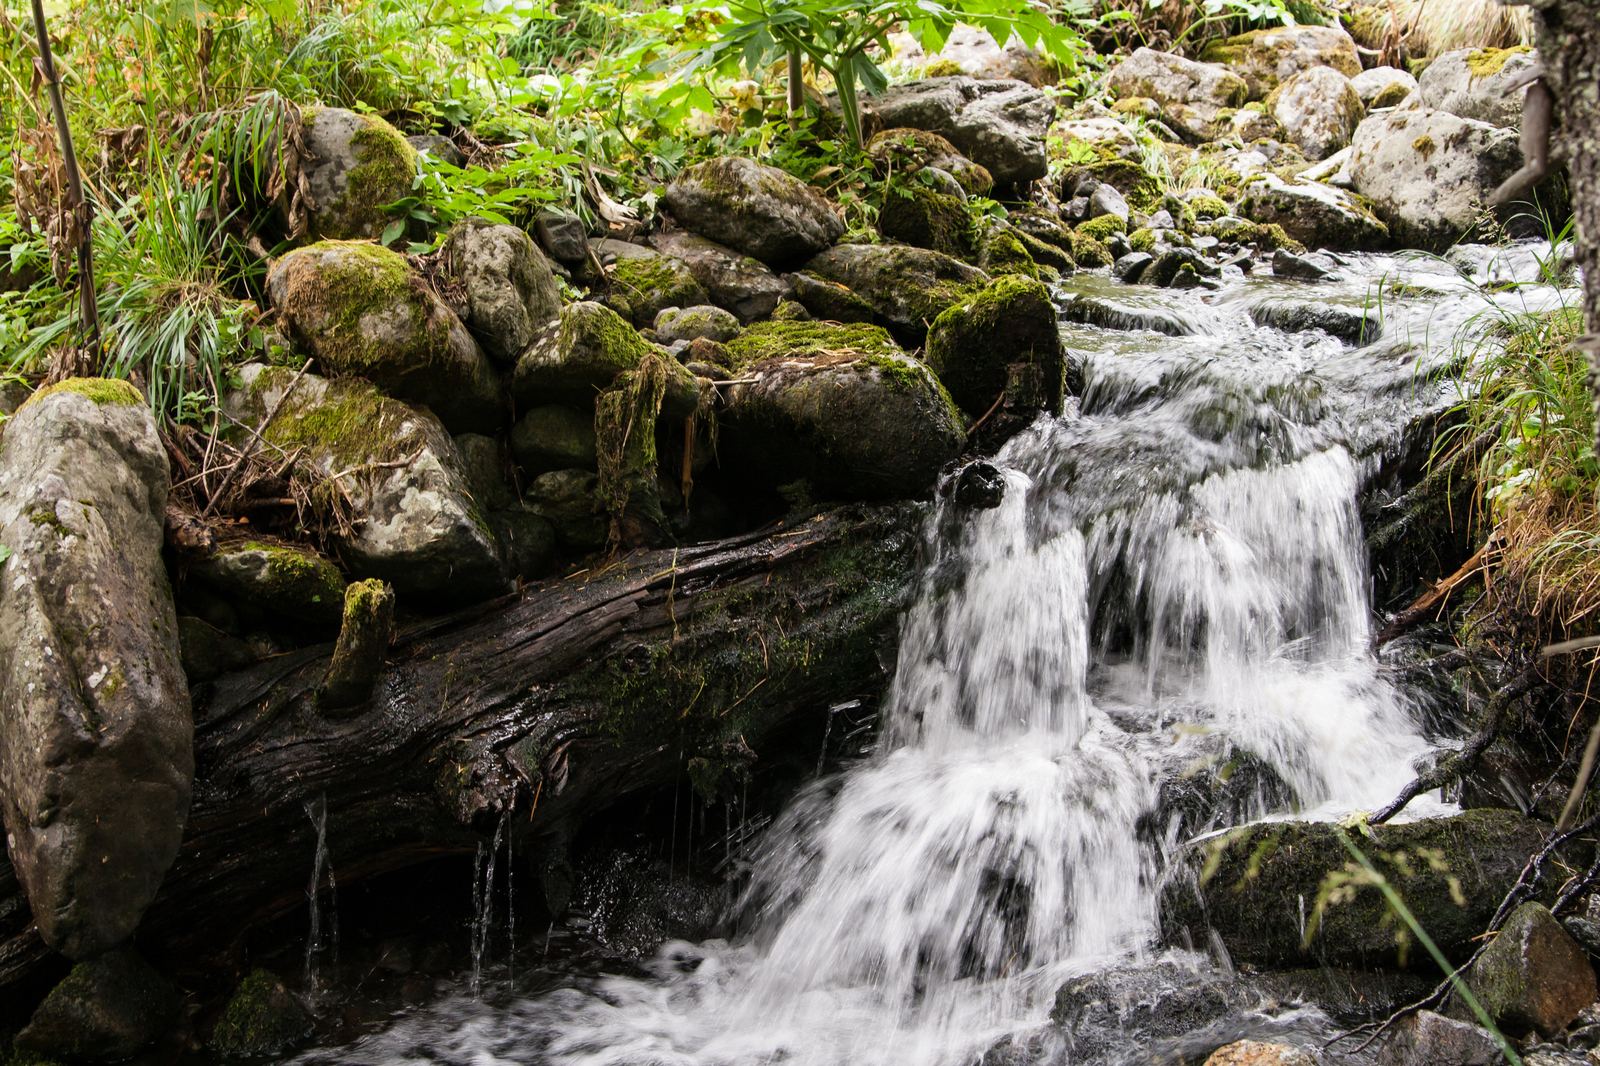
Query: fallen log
[[0, 503, 921, 995]]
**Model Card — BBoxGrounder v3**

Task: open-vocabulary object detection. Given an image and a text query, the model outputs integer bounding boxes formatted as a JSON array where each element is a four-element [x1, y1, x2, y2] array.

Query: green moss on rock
[[1076, 214, 1127, 242], [977, 227, 1040, 280], [19, 377, 143, 413], [609, 254, 710, 329], [725, 320, 901, 370], [209, 969, 313, 1054], [925, 275, 1065, 417], [1068, 230, 1113, 268], [1128, 227, 1156, 253], [877, 185, 974, 261], [1465, 45, 1532, 78]]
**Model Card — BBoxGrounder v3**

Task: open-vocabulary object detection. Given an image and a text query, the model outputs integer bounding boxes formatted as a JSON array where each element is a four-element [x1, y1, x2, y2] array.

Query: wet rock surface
[[16, 945, 180, 1060], [1469, 903, 1596, 1037]]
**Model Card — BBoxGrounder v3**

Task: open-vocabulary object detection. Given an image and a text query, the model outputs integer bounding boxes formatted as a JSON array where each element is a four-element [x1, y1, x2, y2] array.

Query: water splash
[[469, 811, 508, 997]]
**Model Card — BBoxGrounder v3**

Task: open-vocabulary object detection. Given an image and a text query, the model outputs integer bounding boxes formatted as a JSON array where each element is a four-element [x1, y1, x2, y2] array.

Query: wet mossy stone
[[1159, 809, 1552, 969], [926, 275, 1065, 417], [723, 327, 966, 500], [866, 128, 994, 198], [525, 468, 606, 551], [724, 319, 902, 370], [300, 107, 417, 241], [225, 364, 513, 608], [1468, 902, 1596, 1038], [189, 541, 347, 628], [799, 243, 989, 347], [1076, 214, 1127, 242], [976, 225, 1040, 280], [785, 272, 877, 324], [654, 304, 742, 345], [1056, 150, 1162, 214], [1067, 230, 1113, 269], [512, 405, 598, 476], [267, 241, 503, 434], [512, 301, 646, 410], [663, 157, 845, 266], [444, 217, 562, 364], [16, 945, 179, 1061], [595, 239, 710, 330], [208, 969, 313, 1056], [877, 185, 974, 261]]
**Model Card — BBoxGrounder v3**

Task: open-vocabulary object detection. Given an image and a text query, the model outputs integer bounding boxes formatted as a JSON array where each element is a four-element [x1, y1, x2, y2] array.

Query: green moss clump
[[309, 109, 416, 240], [877, 185, 974, 261], [724, 320, 901, 370], [1465, 45, 1532, 78], [285, 242, 448, 378], [609, 255, 710, 328], [1076, 214, 1127, 242], [1188, 195, 1230, 219], [922, 58, 963, 77], [770, 300, 813, 322], [977, 227, 1040, 280], [241, 541, 346, 614], [853, 351, 929, 394], [1059, 149, 1162, 214], [1128, 227, 1156, 253], [19, 377, 143, 413], [246, 366, 419, 471], [209, 969, 312, 1054], [1413, 135, 1436, 159], [1067, 230, 1113, 268], [1371, 81, 1410, 108]]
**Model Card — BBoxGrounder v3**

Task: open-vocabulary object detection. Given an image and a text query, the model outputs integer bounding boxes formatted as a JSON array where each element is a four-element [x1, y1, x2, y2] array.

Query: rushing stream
[[288, 244, 1576, 1066]]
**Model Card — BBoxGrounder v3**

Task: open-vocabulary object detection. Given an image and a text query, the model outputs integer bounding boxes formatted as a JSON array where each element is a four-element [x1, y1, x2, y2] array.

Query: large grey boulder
[[226, 365, 514, 607], [445, 218, 562, 364], [268, 241, 503, 434], [0, 379, 192, 960], [649, 231, 788, 322], [663, 157, 845, 265], [1268, 66, 1365, 161], [1348, 109, 1522, 251], [1418, 47, 1540, 128], [1107, 48, 1246, 137], [1197, 24, 1362, 100], [1236, 173, 1389, 251], [300, 107, 417, 241], [865, 128, 994, 198], [799, 243, 989, 346], [854, 77, 1054, 185]]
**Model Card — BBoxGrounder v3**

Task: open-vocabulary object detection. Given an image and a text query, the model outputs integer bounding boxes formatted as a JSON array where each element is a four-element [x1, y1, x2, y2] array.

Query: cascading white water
[[292, 247, 1580, 1066]]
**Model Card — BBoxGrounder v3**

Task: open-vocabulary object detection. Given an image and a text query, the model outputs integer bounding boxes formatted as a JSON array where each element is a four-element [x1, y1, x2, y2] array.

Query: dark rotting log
[[0, 503, 920, 994]]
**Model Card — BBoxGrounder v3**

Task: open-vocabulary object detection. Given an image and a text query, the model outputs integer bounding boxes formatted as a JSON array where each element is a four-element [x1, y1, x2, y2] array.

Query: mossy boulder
[[663, 157, 845, 266], [1055, 150, 1162, 215], [722, 322, 966, 499], [445, 218, 562, 364], [1067, 230, 1113, 268], [225, 364, 513, 607], [1076, 214, 1127, 242], [511, 405, 598, 475], [1206, 216, 1305, 252], [976, 225, 1041, 279], [1468, 902, 1596, 1038], [866, 128, 994, 198], [1236, 173, 1388, 251], [512, 302, 700, 419], [785, 272, 877, 323], [1266, 66, 1365, 161], [1417, 47, 1539, 128], [650, 231, 787, 323], [877, 185, 974, 260], [1198, 25, 1362, 101], [925, 275, 1065, 420], [207, 969, 312, 1055], [189, 541, 346, 628], [846, 77, 1054, 185], [267, 242, 503, 434], [14, 946, 179, 1060], [1107, 48, 1247, 123], [300, 107, 417, 241], [654, 305, 742, 345], [595, 239, 710, 330], [1160, 810, 1551, 969], [800, 243, 989, 347]]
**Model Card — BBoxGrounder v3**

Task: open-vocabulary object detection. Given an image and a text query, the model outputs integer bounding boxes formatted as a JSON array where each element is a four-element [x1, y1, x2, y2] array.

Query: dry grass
[[1385, 0, 1534, 58]]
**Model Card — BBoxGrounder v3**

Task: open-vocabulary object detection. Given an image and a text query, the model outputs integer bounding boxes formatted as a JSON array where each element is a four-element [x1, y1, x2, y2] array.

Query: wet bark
[[0, 503, 921, 994]]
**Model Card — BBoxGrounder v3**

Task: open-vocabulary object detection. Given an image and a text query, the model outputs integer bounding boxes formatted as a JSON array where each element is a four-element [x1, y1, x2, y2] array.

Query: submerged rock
[[300, 107, 416, 241], [1270, 248, 1339, 281], [16, 945, 180, 1061], [800, 243, 989, 346], [857, 77, 1054, 185], [1468, 902, 1595, 1037], [650, 231, 787, 323], [1203, 1041, 1317, 1066], [1249, 301, 1379, 344], [951, 460, 1006, 509], [0, 379, 192, 960], [663, 157, 845, 265], [1062, 293, 1197, 336], [445, 218, 562, 364], [268, 241, 503, 434], [925, 275, 1066, 418]]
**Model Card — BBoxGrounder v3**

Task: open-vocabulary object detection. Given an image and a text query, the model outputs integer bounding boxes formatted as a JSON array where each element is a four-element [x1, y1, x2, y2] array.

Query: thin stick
[[1558, 719, 1600, 831], [29, 0, 98, 356], [200, 358, 312, 518], [966, 390, 1007, 436]]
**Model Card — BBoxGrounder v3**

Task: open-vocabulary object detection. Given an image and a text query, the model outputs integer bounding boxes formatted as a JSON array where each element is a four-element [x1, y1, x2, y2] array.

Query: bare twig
[[1376, 538, 1494, 647], [200, 358, 312, 518]]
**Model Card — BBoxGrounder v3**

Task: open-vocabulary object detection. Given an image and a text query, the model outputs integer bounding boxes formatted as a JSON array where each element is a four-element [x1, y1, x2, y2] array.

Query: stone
[[16, 945, 179, 1061], [513, 302, 700, 418], [800, 243, 989, 347], [1088, 182, 1130, 223], [663, 157, 845, 265], [1113, 251, 1154, 282], [1236, 174, 1389, 251], [1198, 25, 1363, 100], [453, 432, 516, 511], [525, 469, 606, 551], [650, 231, 787, 322], [1050, 116, 1140, 158], [878, 185, 973, 259], [1108, 48, 1247, 125], [1160, 809, 1551, 969], [208, 968, 313, 1055], [535, 209, 590, 264], [925, 275, 1066, 418], [445, 218, 563, 364], [654, 304, 742, 345], [1470, 903, 1596, 1037], [1375, 1010, 1503, 1066], [176, 616, 259, 684], [1271, 248, 1338, 281], [866, 128, 994, 198], [1149, 247, 1220, 286], [1249, 301, 1379, 344], [976, 224, 1041, 280], [951, 460, 1005, 509], [1268, 66, 1365, 161], [1062, 294, 1196, 337], [491, 510, 556, 580], [225, 364, 513, 607], [0, 380, 192, 960], [189, 541, 347, 627], [301, 107, 417, 242], [723, 323, 966, 499], [1351, 66, 1420, 108], [1418, 47, 1540, 128], [1203, 1041, 1318, 1066], [919, 167, 968, 200], [267, 241, 503, 434], [594, 239, 709, 330], [406, 132, 464, 168], [512, 405, 598, 475], [1348, 108, 1523, 252], [785, 272, 876, 324], [854, 77, 1054, 186], [1222, 106, 1280, 142]]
